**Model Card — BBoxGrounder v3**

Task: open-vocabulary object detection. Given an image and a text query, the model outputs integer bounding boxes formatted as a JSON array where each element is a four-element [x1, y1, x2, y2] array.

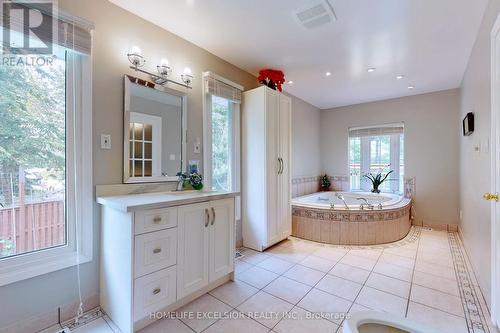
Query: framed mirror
[[123, 75, 187, 183]]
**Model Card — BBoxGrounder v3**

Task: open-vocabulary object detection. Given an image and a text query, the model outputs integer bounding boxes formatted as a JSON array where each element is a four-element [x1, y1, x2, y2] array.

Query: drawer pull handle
[[153, 217, 162, 224], [153, 288, 161, 295], [204, 208, 210, 227], [211, 207, 216, 225], [153, 248, 162, 254]]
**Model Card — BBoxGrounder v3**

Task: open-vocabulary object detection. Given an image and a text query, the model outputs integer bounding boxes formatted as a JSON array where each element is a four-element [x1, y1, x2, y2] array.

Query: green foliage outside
[[0, 55, 66, 206], [211, 96, 231, 191]]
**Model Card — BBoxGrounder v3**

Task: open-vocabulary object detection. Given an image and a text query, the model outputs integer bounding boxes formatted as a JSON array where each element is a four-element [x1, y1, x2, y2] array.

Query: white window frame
[[0, 51, 93, 286], [348, 124, 404, 194], [202, 72, 243, 193]]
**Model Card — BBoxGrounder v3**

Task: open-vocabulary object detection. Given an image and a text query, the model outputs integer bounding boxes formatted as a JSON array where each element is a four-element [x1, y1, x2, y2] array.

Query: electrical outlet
[[101, 134, 111, 150], [193, 138, 201, 154]]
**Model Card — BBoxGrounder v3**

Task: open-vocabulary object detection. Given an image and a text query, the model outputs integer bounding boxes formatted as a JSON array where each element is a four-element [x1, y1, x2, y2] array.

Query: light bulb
[[128, 46, 145, 68], [183, 67, 192, 75], [130, 46, 141, 55], [160, 58, 169, 66]]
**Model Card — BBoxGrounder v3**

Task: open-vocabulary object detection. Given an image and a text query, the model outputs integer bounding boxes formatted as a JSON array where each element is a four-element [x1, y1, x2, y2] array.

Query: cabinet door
[[177, 202, 210, 298], [209, 198, 235, 282], [278, 94, 292, 239], [266, 88, 281, 246]]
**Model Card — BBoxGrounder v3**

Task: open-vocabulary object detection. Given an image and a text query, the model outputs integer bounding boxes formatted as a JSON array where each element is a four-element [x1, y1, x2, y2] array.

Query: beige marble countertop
[[97, 190, 239, 212]]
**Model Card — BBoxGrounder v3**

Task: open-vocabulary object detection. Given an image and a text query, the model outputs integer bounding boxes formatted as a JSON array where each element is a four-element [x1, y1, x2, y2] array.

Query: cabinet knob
[[211, 207, 216, 225], [483, 193, 499, 202], [153, 288, 161, 295], [153, 216, 162, 224], [153, 248, 162, 254]]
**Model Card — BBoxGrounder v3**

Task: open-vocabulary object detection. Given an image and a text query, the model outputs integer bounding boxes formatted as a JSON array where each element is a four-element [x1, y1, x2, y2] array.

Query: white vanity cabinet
[[177, 198, 234, 298], [97, 191, 236, 333]]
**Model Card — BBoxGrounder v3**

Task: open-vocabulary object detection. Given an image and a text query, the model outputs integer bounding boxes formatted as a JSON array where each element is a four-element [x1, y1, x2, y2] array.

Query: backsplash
[[292, 175, 349, 198]]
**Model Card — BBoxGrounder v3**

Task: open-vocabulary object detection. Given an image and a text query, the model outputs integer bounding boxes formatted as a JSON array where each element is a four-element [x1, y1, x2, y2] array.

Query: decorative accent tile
[[448, 232, 490, 333]]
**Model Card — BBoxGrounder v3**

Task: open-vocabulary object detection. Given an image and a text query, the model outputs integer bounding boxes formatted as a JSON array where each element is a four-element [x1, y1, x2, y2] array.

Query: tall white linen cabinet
[[242, 86, 292, 251]]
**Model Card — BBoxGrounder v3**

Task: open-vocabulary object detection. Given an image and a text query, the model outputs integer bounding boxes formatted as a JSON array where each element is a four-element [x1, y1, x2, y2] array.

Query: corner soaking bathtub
[[291, 191, 412, 245]]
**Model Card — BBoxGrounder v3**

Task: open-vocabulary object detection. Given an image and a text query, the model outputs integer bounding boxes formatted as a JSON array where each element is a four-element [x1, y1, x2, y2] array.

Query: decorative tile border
[[292, 204, 411, 222], [292, 176, 320, 184], [404, 177, 416, 199], [448, 232, 491, 333]]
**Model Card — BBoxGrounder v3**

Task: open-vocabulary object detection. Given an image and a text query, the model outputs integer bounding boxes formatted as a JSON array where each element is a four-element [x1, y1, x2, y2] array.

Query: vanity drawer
[[135, 207, 177, 235], [135, 228, 177, 278], [134, 266, 177, 320]]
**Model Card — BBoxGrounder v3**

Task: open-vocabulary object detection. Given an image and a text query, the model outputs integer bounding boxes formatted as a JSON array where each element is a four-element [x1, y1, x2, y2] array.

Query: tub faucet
[[357, 197, 373, 210], [336, 193, 349, 210]]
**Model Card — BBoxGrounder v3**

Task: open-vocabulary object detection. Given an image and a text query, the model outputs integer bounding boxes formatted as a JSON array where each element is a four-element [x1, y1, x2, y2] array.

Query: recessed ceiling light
[[288, 80, 294, 84], [396, 75, 404, 80], [325, 72, 332, 76], [367, 68, 376, 73], [408, 85, 415, 90]]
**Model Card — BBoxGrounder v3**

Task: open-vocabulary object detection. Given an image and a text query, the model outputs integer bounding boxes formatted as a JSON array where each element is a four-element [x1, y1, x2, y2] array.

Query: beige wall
[[321, 89, 461, 227], [0, 0, 259, 328], [459, 0, 500, 308], [290, 95, 321, 178]]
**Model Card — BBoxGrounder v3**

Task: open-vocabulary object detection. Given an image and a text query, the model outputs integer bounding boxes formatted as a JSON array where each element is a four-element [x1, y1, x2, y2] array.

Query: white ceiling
[[110, 0, 488, 109]]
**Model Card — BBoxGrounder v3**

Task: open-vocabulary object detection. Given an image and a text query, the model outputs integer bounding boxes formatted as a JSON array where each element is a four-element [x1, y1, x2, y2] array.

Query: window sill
[[0, 246, 92, 287]]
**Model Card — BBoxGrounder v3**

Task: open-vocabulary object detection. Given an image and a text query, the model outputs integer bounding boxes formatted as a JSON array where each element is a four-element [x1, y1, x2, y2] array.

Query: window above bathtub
[[348, 123, 404, 194]]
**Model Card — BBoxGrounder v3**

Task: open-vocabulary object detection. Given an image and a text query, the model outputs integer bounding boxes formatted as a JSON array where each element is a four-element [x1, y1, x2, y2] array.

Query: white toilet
[[343, 311, 441, 333]]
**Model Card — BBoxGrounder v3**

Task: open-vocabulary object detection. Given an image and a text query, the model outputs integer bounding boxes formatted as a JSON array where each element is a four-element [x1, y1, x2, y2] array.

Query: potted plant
[[363, 170, 394, 193], [257, 69, 285, 92], [320, 174, 331, 191], [176, 172, 204, 191]]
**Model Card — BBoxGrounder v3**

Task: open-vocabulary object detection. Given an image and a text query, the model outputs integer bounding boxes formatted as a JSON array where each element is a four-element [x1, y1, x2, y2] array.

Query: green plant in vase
[[320, 174, 331, 191], [363, 170, 394, 193], [189, 173, 204, 190], [176, 172, 204, 191]]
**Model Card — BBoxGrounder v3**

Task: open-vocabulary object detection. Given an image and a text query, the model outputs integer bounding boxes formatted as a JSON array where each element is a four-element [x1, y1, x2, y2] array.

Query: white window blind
[[349, 124, 404, 137], [204, 76, 242, 104], [1, 2, 93, 54]]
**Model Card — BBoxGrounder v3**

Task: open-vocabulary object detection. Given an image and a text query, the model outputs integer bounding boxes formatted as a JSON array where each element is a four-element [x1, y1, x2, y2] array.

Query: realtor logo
[[1, 1, 54, 54]]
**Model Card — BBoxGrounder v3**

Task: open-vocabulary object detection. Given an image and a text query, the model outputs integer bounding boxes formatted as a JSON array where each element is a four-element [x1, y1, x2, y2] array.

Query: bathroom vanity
[[97, 190, 237, 332]]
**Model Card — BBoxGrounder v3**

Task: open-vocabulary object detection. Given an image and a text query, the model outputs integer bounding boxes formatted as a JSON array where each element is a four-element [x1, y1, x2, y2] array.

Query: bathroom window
[[210, 96, 234, 191], [0, 22, 93, 285], [203, 72, 243, 193], [348, 124, 404, 193]]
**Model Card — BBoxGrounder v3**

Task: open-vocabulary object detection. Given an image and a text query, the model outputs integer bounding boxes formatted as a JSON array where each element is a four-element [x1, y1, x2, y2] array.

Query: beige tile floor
[[46, 228, 496, 333]]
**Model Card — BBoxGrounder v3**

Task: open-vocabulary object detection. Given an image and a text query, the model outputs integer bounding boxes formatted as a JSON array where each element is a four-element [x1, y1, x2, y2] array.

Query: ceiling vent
[[295, 1, 337, 29]]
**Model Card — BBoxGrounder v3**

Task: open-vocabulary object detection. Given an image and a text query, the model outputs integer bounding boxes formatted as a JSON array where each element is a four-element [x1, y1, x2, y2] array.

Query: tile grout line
[[270, 248, 351, 331], [404, 225, 422, 318], [191, 227, 421, 333]]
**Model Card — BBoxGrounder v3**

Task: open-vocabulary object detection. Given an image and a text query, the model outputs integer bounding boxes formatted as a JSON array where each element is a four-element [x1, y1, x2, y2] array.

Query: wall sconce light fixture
[[127, 46, 145, 68], [181, 67, 193, 86], [127, 46, 193, 89]]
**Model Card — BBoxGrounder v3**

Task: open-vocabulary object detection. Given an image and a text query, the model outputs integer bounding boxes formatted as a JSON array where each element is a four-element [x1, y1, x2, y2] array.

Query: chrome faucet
[[357, 197, 373, 210], [175, 175, 184, 191], [336, 193, 349, 210]]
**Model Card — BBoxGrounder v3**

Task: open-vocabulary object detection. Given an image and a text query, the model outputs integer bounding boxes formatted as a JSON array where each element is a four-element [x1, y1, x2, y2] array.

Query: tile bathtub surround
[[66, 227, 493, 333], [291, 203, 412, 245], [291, 175, 349, 198]]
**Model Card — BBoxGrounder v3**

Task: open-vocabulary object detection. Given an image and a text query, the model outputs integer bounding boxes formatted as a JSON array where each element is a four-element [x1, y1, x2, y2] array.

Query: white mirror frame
[[123, 75, 187, 183]]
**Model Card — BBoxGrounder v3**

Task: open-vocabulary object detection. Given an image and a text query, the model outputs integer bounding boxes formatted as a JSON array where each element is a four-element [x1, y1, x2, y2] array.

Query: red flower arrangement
[[258, 69, 285, 92]]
